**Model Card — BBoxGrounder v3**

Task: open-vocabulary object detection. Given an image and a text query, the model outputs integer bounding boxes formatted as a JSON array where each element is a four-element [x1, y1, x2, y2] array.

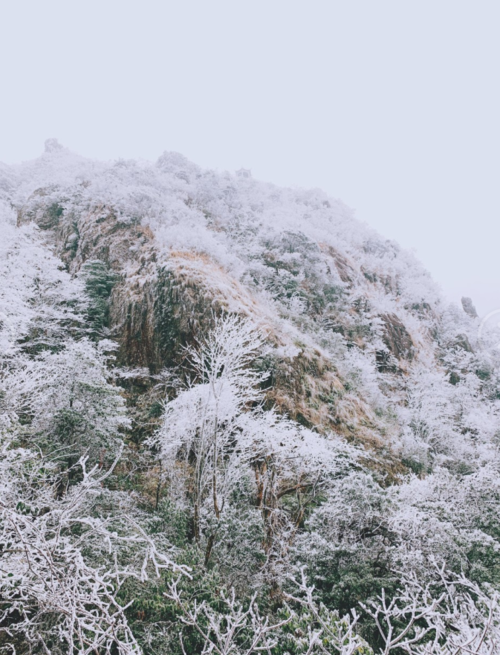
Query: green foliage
[[45, 201, 65, 227], [53, 407, 86, 443], [401, 457, 427, 476], [465, 540, 500, 586], [148, 401, 164, 418], [123, 546, 227, 655], [82, 260, 119, 337], [258, 231, 345, 317], [67, 221, 80, 256], [202, 491, 267, 588], [272, 604, 373, 655], [306, 548, 398, 621], [293, 473, 400, 628], [154, 268, 185, 366], [150, 499, 190, 549]]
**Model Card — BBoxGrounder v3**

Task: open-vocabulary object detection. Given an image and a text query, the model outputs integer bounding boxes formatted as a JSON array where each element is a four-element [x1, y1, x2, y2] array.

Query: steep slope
[[2, 141, 500, 654], [9, 142, 498, 466]]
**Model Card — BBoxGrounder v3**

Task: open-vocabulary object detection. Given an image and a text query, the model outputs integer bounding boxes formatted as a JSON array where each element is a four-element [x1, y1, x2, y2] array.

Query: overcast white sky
[[1, 1, 498, 315]]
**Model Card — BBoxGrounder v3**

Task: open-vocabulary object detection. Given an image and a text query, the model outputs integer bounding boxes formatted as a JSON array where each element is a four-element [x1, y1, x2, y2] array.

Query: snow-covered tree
[[150, 315, 355, 583], [0, 443, 185, 654], [0, 220, 85, 357], [2, 338, 129, 468], [362, 565, 500, 654]]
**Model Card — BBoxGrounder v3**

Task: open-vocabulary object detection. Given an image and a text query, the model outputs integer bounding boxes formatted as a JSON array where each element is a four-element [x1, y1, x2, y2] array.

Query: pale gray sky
[[1, 1, 498, 315]]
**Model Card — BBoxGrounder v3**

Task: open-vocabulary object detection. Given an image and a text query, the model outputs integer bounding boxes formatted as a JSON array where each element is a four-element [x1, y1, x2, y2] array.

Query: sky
[[1, 1, 499, 316]]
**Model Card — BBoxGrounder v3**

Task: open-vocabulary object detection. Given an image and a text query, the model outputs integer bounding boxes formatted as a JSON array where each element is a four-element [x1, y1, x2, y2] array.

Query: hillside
[[1, 141, 500, 654]]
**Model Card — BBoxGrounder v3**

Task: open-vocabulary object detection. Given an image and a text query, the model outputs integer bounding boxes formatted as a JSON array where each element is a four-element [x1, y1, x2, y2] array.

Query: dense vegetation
[[1, 142, 500, 653]]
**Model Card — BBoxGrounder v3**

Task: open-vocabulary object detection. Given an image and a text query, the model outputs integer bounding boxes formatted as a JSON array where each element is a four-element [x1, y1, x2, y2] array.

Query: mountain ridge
[[1, 142, 500, 654]]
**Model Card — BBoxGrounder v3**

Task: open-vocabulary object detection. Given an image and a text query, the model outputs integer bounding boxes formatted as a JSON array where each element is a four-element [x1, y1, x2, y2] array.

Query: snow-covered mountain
[[1, 141, 500, 654]]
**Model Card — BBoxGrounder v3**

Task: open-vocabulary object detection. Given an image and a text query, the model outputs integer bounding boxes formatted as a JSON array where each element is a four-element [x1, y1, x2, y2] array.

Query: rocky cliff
[[2, 142, 500, 654]]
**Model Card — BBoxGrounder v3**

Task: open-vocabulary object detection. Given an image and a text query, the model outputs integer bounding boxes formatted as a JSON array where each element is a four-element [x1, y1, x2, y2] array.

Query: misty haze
[[1, 2, 499, 654]]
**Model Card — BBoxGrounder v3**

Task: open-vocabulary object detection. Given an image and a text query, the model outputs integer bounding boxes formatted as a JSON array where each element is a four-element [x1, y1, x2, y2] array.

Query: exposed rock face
[[380, 313, 414, 362], [14, 185, 406, 469], [44, 138, 64, 153], [18, 195, 165, 370], [461, 296, 478, 318], [13, 146, 485, 481], [319, 243, 356, 285], [451, 333, 473, 353]]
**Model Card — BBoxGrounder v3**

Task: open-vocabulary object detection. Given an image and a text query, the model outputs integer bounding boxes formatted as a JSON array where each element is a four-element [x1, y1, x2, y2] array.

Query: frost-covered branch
[[165, 575, 291, 655], [166, 567, 371, 655], [0, 453, 187, 654], [362, 565, 500, 654]]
